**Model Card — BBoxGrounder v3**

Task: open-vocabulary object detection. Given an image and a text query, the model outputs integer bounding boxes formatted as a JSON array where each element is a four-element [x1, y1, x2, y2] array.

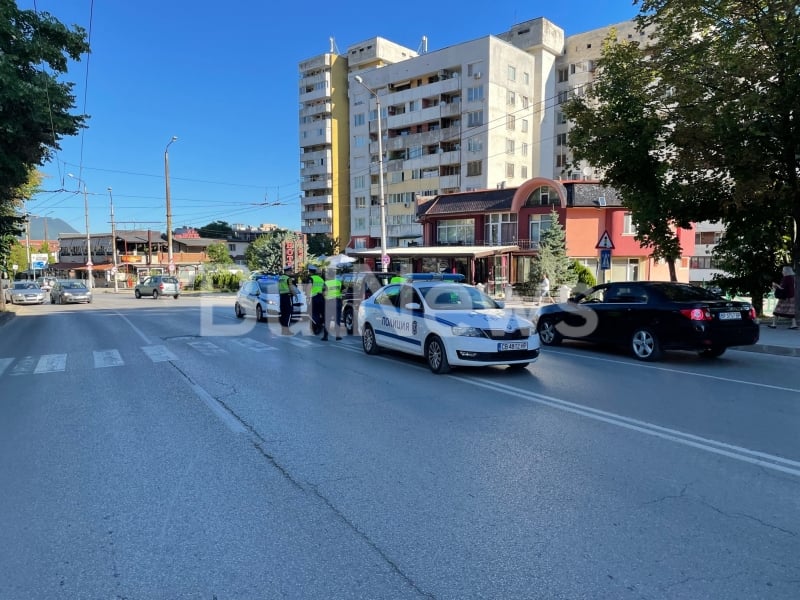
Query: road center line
[[113, 311, 151, 344], [461, 376, 800, 477]]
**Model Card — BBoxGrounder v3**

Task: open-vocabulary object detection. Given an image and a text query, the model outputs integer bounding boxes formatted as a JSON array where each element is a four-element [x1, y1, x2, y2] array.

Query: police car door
[[393, 284, 425, 355]]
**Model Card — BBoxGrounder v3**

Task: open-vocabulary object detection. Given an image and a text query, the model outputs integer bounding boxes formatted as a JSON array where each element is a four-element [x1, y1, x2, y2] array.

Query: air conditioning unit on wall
[[473, 72, 482, 79]]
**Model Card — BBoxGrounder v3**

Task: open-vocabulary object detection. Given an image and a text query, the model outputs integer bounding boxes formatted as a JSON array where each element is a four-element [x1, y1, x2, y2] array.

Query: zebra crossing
[[0, 334, 358, 378]]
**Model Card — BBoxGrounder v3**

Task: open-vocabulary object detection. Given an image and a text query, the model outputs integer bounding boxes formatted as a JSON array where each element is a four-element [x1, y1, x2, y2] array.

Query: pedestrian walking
[[769, 265, 797, 329], [538, 273, 551, 305], [278, 265, 299, 335], [322, 268, 343, 341], [307, 264, 325, 335]]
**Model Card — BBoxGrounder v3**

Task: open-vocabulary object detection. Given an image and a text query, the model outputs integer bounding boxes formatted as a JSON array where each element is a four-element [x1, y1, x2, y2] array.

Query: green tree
[[536, 208, 577, 288], [636, 0, 800, 308], [245, 229, 292, 272], [198, 221, 233, 239], [563, 32, 694, 281], [307, 234, 339, 257], [0, 3, 88, 204], [569, 260, 597, 292], [206, 241, 233, 264]]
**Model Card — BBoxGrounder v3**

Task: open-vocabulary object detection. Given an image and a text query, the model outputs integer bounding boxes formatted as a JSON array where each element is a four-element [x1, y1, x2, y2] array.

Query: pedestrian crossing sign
[[595, 230, 615, 250]]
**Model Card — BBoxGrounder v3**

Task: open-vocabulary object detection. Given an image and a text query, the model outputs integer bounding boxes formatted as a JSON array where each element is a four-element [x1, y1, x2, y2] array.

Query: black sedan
[[535, 281, 759, 361]]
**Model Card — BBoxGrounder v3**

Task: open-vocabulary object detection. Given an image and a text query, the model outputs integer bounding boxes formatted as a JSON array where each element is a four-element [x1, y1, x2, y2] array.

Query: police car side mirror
[[495, 300, 505, 309], [405, 302, 421, 311]]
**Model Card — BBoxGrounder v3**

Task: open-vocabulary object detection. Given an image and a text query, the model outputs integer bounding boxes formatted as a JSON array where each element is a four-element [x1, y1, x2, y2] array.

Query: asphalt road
[[1, 293, 798, 599]]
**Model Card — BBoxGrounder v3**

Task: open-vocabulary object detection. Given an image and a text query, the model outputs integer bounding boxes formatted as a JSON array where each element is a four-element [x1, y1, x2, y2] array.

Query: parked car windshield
[[64, 281, 87, 289]]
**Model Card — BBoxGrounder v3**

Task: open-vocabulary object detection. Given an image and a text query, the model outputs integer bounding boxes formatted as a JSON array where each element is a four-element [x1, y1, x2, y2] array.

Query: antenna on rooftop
[[418, 35, 428, 54], [330, 36, 340, 54]]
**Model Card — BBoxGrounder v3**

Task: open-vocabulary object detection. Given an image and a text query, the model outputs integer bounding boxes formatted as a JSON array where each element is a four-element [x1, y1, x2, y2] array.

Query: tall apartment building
[[298, 17, 655, 253]]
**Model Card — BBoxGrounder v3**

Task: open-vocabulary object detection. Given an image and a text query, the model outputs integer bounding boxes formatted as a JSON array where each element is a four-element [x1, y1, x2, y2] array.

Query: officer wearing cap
[[278, 265, 299, 335], [307, 264, 325, 335]]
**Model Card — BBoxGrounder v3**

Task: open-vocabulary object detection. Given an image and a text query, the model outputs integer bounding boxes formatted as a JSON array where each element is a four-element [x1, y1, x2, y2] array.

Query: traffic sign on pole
[[595, 230, 615, 250]]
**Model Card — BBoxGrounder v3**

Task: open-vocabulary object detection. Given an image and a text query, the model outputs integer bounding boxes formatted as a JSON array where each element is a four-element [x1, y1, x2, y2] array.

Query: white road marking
[[0, 358, 14, 377], [10, 356, 37, 375], [188, 340, 227, 356], [33, 354, 67, 374], [141, 345, 178, 363], [93, 349, 124, 368], [461, 375, 800, 478], [229, 338, 277, 352]]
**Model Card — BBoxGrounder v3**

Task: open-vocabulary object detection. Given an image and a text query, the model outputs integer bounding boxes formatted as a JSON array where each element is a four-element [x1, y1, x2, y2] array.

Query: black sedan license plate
[[498, 341, 528, 351], [718, 311, 741, 320]]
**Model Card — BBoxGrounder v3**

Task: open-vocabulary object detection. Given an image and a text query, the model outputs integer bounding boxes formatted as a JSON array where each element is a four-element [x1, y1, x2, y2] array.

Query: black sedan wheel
[[631, 327, 662, 361], [425, 335, 451, 374], [537, 317, 562, 346], [256, 305, 264, 322], [362, 324, 380, 355]]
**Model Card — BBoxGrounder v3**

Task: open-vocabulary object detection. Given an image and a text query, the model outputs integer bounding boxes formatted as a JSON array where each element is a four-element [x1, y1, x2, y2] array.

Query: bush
[[570, 260, 596, 288]]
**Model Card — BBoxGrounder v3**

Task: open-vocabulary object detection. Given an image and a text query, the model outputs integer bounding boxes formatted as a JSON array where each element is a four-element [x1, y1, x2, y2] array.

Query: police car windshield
[[418, 284, 499, 310]]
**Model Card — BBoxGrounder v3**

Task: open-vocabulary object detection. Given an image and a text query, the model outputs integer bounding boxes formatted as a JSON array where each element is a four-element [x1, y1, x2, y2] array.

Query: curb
[[0, 309, 15, 328], [732, 344, 800, 358]]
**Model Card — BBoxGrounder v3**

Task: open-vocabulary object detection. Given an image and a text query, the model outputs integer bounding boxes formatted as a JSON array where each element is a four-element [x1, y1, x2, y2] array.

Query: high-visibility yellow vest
[[278, 274, 290, 294], [390, 276, 404, 284], [310, 274, 324, 296], [324, 278, 342, 300]]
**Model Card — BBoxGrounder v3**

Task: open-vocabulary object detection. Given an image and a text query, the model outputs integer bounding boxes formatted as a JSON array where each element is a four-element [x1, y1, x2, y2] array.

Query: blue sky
[[21, 0, 639, 237]]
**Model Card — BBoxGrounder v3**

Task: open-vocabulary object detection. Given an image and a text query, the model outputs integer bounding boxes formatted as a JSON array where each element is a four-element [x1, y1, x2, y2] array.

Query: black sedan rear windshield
[[652, 283, 721, 301]]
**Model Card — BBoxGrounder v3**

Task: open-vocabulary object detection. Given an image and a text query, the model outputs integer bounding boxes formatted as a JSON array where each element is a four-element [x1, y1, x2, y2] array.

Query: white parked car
[[234, 275, 307, 322], [357, 275, 540, 374], [7, 281, 46, 305]]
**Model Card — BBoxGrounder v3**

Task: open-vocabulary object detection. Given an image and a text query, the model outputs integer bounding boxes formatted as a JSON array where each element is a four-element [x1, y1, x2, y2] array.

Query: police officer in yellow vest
[[307, 264, 325, 335], [322, 268, 343, 341], [278, 265, 299, 335]]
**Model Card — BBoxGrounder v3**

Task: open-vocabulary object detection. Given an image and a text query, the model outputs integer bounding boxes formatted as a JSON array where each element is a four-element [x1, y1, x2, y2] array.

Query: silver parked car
[[234, 276, 307, 322], [50, 279, 92, 304], [7, 281, 46, 305], [135, 275, 180, 299]]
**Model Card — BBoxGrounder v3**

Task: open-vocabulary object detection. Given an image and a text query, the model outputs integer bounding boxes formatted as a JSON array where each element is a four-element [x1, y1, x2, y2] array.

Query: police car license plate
[[498, 341, 528, 351]]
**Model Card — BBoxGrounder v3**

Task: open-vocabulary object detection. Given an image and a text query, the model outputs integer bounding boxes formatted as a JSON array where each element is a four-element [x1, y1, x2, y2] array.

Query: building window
[[506, 163, 515, 178], [467, 85, 484, 102], [353, 113, 365, 127], [521, 118, 529, 133], [508, 65, 516, 81], [228, 244, 236, 252], [485, 213, 518, 245], [467, 110, 484, 127], [526, 186, 557, 206], [521, 142, 528, 157], [556, 111, 568, 125], [354, 175, 366, 189], [507, 90, 515, 106], [467, 62, 482, 77], [521, 96, 529, 109], [467, 137, 483, 152], [556, 154, 567, 167], [529, 213, 553, 245], [506, 139, 515, 154], [556, 133, 567, 146], [523, 72, 529, 85], [557, 90, 569, 104], [408, 145, 423, 159], [355, 196, 366, 209], [354, 217, 366, 230], [467, 160, 482, 176], [354, 135, 367, 148], [409, 100, 420, 112], [557, 68, 569, 83], [506, 114, 516, 130], [690, 256, 721, 269], [695, 231, 722, 245], [521, 165, 528, 179], [623, 212, 637, 235], [437, 218, 475, 245]]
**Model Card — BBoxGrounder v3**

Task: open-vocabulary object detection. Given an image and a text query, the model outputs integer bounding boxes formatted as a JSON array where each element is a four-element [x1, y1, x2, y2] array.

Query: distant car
[[50, 279, 92, 304], [339, 270, 398, 335], [234, 275, 307, 322], [357, 276, 540, 374], [7, 281, 46, 305], [535, 281, 760, 361], [135, 275, 180, 299]]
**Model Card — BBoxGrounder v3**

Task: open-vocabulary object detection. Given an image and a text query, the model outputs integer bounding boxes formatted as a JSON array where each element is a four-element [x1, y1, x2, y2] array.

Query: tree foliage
[[536, 208, 577, 288], [206, 241, 233, 264], [244, 229, 292, 273], [635, 0, 800, 306], [198, 221, 233, 239], [307, 234, 339, 257], [562, 32, 690, 281]]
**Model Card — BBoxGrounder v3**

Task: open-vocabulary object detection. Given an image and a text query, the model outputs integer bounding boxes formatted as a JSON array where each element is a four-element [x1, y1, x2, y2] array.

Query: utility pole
[[165, 136, 178, 276], [108, 187, 119, 293]]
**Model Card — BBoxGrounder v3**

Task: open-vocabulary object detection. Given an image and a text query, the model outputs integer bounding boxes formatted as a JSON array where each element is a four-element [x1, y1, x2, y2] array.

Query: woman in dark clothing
[[770, 265, 797, 329]]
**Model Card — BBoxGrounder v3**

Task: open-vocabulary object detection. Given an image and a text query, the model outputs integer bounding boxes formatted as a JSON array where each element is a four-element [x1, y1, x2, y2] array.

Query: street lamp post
[[108, 187, 119, 293], [354, 75, 389, 273], [164, 136, 178, 275], [68, 173, 93, 290]]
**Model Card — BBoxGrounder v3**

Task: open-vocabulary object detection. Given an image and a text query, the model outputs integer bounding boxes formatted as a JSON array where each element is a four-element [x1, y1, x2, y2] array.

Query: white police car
[[357, 274, 540, 373], [234, 275, 307, 322]]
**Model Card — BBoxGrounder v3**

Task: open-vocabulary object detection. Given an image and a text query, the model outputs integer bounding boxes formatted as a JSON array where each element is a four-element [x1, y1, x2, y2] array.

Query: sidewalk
[[502, 300, 800, 359]]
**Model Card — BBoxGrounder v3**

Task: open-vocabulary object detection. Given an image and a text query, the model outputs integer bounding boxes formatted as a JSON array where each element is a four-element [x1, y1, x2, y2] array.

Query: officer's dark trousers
[[279, 293, 292, 327]]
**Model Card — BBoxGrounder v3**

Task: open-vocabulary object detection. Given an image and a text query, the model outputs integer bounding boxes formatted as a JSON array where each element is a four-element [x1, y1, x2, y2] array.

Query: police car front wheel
[[425, 335, 451, 374], [362, 324, 380, 355]]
